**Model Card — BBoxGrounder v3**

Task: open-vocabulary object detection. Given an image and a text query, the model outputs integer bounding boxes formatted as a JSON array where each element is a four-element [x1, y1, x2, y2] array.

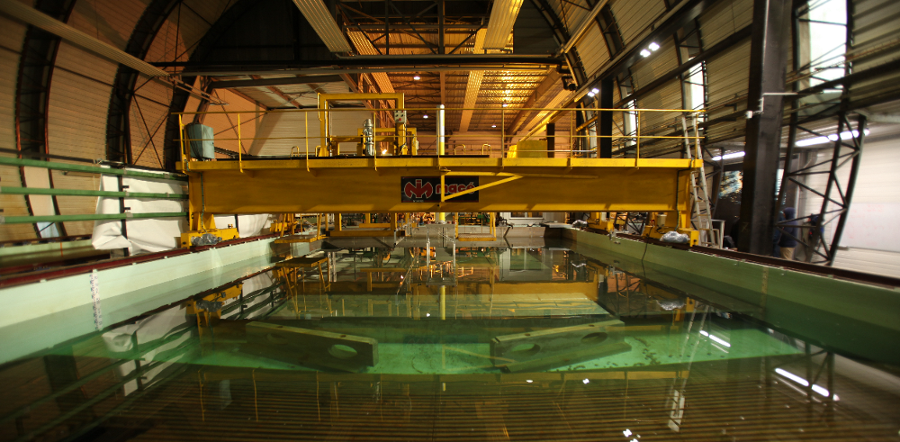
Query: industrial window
[[803, 0, 847, 85], [684, 62, 707, 111], [676, 21, 707, 114]]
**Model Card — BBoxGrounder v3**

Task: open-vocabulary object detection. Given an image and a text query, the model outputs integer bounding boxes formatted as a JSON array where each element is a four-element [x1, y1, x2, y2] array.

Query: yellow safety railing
[[175, 106, 705, 171]]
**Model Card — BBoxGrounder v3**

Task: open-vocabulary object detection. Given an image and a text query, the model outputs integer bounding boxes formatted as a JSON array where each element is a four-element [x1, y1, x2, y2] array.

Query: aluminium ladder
[[681, 114, 721, 248]]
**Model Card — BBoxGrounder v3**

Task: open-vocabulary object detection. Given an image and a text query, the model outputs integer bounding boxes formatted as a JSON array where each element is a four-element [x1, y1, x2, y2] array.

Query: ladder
[[681, 114, 721, 248]]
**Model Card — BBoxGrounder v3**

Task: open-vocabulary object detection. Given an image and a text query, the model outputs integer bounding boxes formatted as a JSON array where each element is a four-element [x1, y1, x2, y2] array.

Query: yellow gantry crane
[[176, 93, 705, 247]]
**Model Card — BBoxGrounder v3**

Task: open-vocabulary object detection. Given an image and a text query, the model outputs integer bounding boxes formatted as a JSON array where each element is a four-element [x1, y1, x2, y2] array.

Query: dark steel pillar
[[737, 0, 792, 255], [598, 79, 613, 158], [546, 123, 555, 156]]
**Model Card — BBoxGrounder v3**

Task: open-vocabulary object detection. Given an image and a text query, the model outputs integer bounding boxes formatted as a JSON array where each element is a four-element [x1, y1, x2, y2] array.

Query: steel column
[[737, 0, 792, 255], [598, 79, 613, 158]]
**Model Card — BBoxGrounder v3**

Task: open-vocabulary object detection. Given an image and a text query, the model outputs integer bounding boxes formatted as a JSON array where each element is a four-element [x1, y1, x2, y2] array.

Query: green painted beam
[[0, 157, 187, 181], [0, 239, 107, 267], [0, 187, 188, 199], [0, 212, 187, 224]]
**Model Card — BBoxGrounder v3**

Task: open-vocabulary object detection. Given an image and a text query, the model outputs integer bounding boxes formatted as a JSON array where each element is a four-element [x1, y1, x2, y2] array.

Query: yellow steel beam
[[179, 157, 697, 214], [441, 175, 522, 202]]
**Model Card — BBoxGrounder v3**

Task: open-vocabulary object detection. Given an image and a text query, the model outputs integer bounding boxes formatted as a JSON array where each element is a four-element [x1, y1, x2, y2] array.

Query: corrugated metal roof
[[576, 24, 611, 78], [611, 0, 665, 46]]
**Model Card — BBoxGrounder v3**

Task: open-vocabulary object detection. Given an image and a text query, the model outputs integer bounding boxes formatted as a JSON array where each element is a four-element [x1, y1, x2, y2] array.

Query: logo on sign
[[401, 176, 479, 202]]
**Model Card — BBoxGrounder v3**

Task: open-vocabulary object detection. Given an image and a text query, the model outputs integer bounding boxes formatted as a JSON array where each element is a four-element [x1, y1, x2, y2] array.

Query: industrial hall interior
[[0, 0, 899, 439]]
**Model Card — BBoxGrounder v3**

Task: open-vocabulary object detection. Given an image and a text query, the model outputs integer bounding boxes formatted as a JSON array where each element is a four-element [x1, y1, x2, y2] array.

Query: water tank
[[185, 123, 214, 160]]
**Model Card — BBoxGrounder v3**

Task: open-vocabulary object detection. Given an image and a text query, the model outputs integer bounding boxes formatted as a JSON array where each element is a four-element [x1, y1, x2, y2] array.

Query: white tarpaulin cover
[[91, 169, 273, 254], [91, 171, 187, 254]]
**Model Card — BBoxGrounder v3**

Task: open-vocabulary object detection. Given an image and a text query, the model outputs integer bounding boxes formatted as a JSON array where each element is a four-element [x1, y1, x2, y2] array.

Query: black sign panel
[[400, 176, 479, 202]]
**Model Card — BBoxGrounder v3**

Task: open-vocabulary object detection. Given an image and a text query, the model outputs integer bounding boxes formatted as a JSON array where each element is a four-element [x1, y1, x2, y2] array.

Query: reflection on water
[[0, 238, 898, 441]]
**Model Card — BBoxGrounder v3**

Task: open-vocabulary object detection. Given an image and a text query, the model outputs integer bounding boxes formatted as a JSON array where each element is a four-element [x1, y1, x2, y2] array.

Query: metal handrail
[[174, 106, 707, 165]]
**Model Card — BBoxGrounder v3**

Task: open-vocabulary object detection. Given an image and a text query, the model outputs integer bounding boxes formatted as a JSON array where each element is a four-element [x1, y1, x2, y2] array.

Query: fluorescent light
[[709, 334, 731, 348], [776, 368, 808, 386], [640, 49, 651, 57], [492, 125, 497, 128], [775, 368, 839, 399], [423, 114, 429, 119], [796, 129, 870, 147], [700, 329, 731, 347], [526, 379, 533, 383], [413, 75, 421, 80], [711, 151, 746, 161], [648, 42, 660, 51], [811, 384, 830, 397], [591, 87, 599, 94]]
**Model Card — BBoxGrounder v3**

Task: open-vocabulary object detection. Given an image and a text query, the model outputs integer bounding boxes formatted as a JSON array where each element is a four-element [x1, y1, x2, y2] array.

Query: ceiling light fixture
[[711, 151, 746, 161], [640, 49, 651, 58], [591, 88, 599, 94], [587, 91, 596, 98], [648, 42, 660, 51], [795, 129, 869, 147], [502, 103, 509, 107], [413, 75, 421, 80], [423, 114, 429, 119], [492, 125, 497, 128]]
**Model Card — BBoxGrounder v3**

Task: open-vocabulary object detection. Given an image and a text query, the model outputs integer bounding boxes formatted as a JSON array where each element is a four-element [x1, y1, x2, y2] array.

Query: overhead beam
[[153, 54, 562, 68], [210, 75, 344, 89], [0, 0, 168, 77]]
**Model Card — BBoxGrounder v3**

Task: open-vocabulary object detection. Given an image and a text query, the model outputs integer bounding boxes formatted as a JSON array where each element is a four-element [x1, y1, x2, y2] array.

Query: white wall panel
[[250, 110, 372, 157]]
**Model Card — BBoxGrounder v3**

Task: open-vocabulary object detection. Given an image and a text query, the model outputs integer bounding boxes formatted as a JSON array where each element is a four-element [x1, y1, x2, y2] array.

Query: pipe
[[0, 187, 188, 199], [0, 0, 168, 77], [0, 157, 187, 181], [1, 212, 188, 224]]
